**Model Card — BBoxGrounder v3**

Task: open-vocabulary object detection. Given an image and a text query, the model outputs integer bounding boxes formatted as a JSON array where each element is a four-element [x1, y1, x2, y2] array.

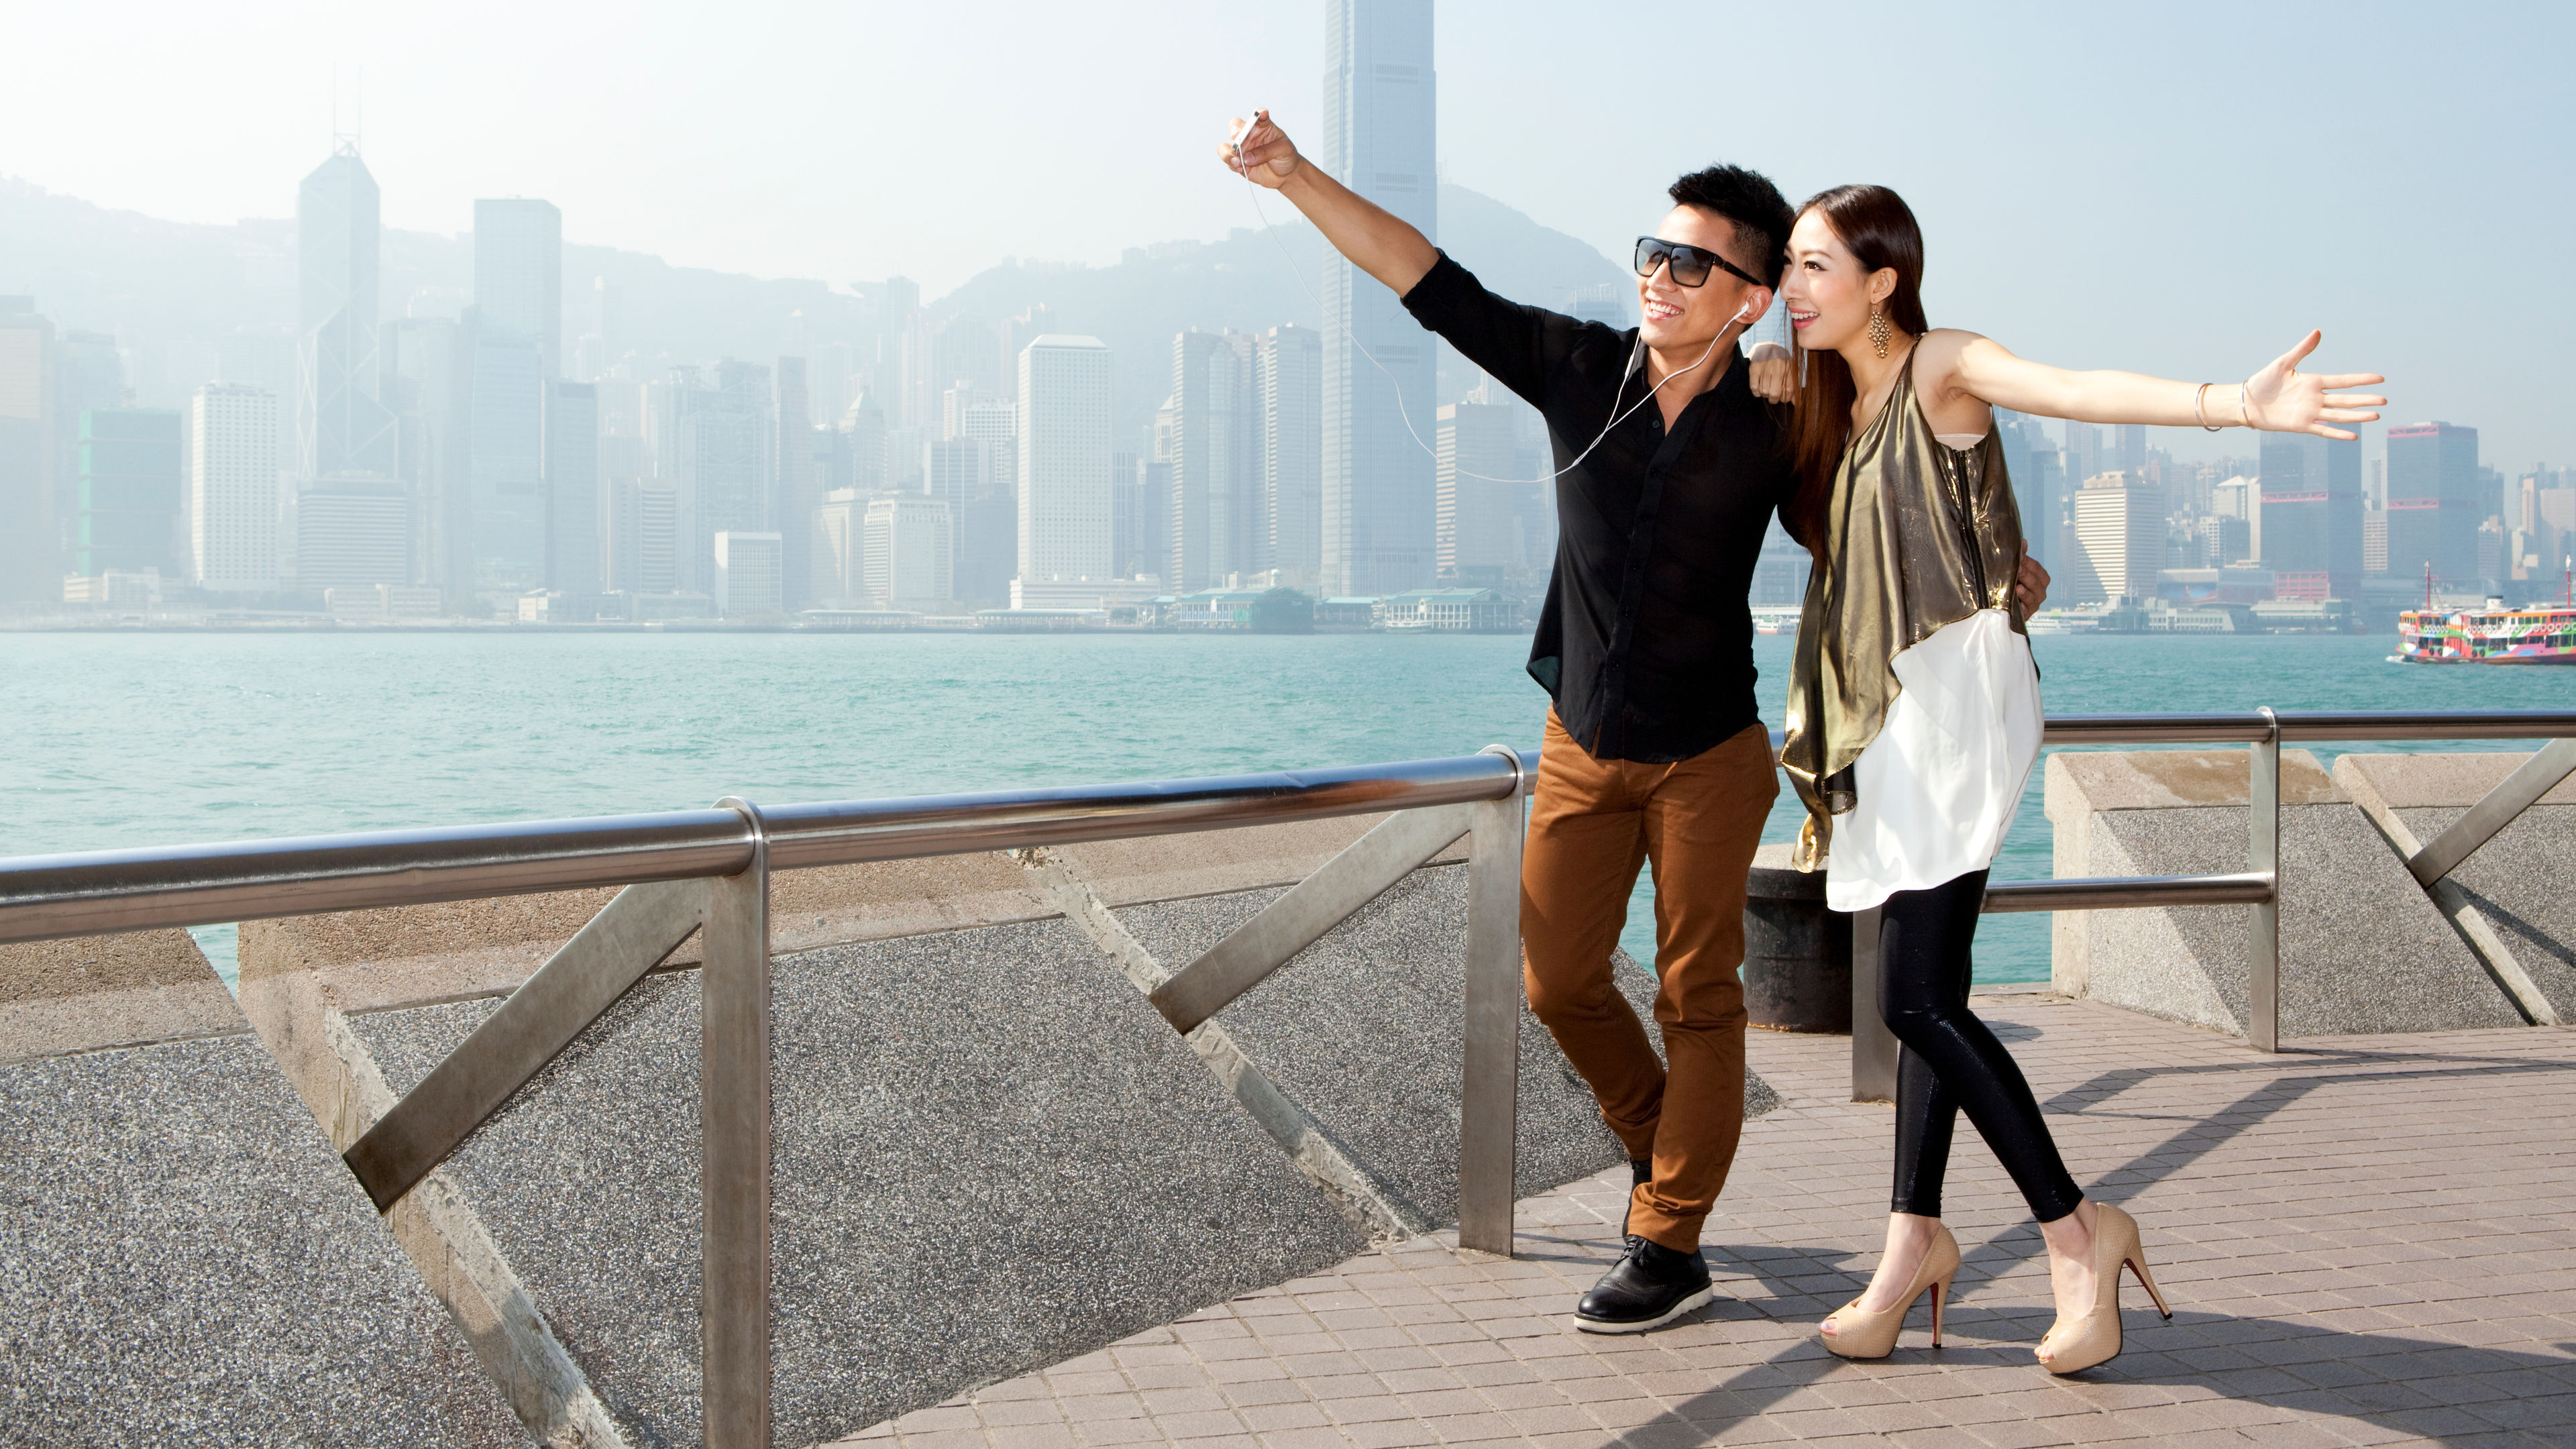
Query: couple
[[1224, 114, 2381, 1373]]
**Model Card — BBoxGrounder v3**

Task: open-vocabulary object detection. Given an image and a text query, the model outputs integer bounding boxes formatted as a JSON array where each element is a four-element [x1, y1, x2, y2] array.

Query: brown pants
[[1521, 712, 1776, 1251]]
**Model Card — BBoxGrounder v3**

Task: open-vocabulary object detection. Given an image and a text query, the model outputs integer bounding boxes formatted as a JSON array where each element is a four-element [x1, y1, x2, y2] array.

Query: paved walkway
[[837, 994, 2576, 1448]]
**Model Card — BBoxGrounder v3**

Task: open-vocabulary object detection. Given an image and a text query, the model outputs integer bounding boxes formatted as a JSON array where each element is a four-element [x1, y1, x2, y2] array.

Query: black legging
[[1881, 870, 2083, 1223]]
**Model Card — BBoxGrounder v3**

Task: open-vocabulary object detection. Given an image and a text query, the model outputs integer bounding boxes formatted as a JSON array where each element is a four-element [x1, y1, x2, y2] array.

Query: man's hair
[[1667, 165, 1794, 287]]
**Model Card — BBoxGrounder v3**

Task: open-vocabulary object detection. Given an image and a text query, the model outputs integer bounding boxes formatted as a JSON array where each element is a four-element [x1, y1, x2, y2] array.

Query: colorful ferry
[[2396, 598, 2576, 664]]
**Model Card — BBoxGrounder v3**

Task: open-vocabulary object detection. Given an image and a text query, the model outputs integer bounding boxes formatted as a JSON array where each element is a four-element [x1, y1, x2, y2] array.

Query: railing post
[[1456, 746, 1526, 1256], [1849, 906, 1897, 1102], [2248, 709, 2282, 1053], [704, 799, 772, 1448]]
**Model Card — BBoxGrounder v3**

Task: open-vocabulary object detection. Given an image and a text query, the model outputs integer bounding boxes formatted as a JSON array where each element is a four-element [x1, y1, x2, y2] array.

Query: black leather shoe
[[1574, 1235, 1713, 1334], [1618, 1157, 1650, 1238]]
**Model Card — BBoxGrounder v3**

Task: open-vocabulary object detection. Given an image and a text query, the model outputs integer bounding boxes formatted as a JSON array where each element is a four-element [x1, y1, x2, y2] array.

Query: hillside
[[0, 173, 1625, 431]]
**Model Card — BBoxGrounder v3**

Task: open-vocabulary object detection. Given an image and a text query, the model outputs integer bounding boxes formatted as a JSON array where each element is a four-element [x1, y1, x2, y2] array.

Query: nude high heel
[[2037, 1202, 2171, 1375], [1821, 1222, 1960, 1359]]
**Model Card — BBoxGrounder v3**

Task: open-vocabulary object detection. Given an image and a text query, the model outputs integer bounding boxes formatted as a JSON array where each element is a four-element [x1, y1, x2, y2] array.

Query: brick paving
[[831, 994, 2576, 1448]]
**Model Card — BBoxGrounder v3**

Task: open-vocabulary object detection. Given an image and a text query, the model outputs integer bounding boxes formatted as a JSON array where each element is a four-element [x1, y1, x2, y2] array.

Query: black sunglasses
[[1633, 236, 1768, 290]]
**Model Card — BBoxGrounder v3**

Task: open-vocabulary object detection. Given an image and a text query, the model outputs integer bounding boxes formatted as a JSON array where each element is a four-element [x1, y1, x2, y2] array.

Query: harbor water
[[9, 629, 2571, 987]]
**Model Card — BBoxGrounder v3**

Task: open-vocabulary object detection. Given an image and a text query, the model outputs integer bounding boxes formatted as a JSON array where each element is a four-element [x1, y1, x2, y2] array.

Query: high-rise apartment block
[[1169, 331, 1252, 592], [73, 409, 183, 580], [1320, 0, 1436, 596], [2257, 431, 2362, 600], [1017, 335, 1115, 590], [2068, 471, 2165, 606], [298, 147, 398, 482], [711, 530, 783, 616], [1435, 402, 1519, 580], [1256, 324, 1324, 586], [191, 384, 280, 592], [2384, 422, 2481, 584]]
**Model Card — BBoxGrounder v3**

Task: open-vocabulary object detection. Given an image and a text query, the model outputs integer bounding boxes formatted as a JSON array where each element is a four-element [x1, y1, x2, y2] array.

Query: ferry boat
[[2396, 598, 2576, 664]]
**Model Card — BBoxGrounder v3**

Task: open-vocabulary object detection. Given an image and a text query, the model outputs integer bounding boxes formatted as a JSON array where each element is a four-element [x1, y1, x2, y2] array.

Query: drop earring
[[1868, 303, 1891, 359]]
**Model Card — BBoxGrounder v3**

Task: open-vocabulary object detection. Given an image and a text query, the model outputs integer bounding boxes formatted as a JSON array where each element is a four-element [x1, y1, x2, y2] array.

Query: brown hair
[[1784, 184, 1929, 552]]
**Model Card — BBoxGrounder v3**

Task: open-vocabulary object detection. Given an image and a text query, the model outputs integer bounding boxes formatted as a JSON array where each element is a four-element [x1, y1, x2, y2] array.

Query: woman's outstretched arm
[[1937, 329, 2385, 440]]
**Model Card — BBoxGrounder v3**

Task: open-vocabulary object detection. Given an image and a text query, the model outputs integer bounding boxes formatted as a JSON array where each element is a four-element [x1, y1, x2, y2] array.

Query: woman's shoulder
[[1912, 329, 1991, 398]]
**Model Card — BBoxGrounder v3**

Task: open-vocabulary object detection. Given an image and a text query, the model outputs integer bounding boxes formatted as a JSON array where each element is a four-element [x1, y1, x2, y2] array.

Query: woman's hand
[[2243, 331, 2385, 440], [2015, 551, 2050, 615], [1748, 341, 1796, 402]]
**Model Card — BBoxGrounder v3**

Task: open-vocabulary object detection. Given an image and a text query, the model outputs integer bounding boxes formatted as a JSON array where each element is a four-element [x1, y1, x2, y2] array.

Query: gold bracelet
[[2195, 383, 2221, 432]]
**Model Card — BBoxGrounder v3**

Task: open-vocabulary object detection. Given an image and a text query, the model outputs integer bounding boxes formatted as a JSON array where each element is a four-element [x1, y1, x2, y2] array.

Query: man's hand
[[1748, 342, 1795, 403], [2015, 549, 2050, 616], [1221, 110, 1298, 190]]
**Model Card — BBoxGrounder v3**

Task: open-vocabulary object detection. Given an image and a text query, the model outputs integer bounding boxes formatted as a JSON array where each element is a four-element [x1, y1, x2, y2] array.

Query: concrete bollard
[[1742, 841, 1853, 1033]]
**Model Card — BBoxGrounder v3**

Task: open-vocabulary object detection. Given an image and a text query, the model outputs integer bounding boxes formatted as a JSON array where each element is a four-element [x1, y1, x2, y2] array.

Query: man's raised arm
[[1222, 110, 1439, 297]]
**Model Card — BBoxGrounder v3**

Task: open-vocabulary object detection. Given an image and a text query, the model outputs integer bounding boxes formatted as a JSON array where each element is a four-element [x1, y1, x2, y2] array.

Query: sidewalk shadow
[[1596, 1295, 2576, 1446]]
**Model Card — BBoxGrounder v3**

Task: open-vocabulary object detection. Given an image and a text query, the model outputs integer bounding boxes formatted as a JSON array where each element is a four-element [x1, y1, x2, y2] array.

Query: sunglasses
[[1633, 236, 1768, 290]]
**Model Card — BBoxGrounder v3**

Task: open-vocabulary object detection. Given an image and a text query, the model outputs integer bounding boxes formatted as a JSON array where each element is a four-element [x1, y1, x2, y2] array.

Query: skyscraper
[[711, 531, 784, 615], [384, 316, 474, 600], [2257, 430, 2362, 600], [1320, 0, 1437, 596], [473, 200, 564, 380], [0, 299, 55, 600], [773, 356, 814, 609], [863, 496, 954, 608], [468, 323, 547, 590], [545, 380, 600, 594], [2070, 472, 2165, 605], [73, 409, 183, 581], [1169, 330, 1252, 591], [1016, 335, 1114, 589], [1256, 324, 1324, 587], [191, 384, 280, 592], [2385, 422, 2481, 585], [297, 146, 398, 481], [1436, 402, 1519, 580]]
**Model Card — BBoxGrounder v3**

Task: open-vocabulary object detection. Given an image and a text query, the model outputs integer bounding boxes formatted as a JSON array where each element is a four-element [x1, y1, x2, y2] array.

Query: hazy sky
[[7, 1, 2571, 467]]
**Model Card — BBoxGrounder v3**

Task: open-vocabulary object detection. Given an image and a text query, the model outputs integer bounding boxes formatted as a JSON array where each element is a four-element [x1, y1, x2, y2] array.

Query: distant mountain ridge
[[0, 172, 1625, 429]]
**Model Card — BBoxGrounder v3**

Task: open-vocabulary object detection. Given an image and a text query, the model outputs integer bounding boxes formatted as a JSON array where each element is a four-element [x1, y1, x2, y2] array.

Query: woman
[[1764, 184, 2382, 1373]]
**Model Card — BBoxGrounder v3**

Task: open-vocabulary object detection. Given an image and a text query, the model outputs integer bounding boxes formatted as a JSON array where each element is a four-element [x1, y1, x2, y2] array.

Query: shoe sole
[[1572, 1284, 1715, 1334]]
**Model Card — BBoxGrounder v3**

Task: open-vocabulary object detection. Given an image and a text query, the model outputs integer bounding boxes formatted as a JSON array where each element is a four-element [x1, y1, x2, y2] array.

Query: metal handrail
[[8, 709, 2575, 948], [0, 753, 1526, 946]]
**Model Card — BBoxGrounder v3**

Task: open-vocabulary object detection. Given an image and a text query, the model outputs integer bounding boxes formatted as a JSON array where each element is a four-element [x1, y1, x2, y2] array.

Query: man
[[1222, 112, 2040, 1332]]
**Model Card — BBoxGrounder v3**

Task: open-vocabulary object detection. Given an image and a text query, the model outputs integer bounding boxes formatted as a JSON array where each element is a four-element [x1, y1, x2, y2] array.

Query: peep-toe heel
[[2037, 1203, 2171, 1375], [1821, 1222, 1960, 1359]]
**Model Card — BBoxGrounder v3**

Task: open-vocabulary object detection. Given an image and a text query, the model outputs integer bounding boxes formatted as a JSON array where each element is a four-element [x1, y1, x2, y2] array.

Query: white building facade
[[191, 383, 280, 592], [712, 529, 784, 616], [1016, 335, 1114, 590], [863, 496, 954, 609]]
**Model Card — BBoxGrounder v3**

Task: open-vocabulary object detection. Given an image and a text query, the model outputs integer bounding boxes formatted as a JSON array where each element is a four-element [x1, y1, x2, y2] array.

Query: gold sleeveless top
[[1780, 346, 2029, 869]]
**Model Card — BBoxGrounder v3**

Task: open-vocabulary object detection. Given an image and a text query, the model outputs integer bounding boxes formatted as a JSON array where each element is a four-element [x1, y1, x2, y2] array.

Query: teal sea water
[[9, 630, 2571, 986]]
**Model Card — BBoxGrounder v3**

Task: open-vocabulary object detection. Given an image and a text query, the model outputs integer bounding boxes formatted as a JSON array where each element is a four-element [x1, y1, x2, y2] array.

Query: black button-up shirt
[[1402, 252, 1794, 762]]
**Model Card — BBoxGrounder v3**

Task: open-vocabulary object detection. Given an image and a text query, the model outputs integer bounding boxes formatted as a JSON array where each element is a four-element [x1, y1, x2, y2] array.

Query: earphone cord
[[1232, 127, 1739, 487]]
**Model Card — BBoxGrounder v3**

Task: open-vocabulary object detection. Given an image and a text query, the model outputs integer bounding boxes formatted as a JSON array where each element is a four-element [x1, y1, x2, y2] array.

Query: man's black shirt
[[1401, 252, 1795, 763]]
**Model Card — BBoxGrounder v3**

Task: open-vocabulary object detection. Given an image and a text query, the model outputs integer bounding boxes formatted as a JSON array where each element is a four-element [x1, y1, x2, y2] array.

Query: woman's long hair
[[1785, 184, 1930, 553]]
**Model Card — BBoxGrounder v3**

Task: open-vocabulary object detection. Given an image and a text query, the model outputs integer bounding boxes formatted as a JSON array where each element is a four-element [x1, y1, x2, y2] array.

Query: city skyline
[[0, 4, 2569, 470]]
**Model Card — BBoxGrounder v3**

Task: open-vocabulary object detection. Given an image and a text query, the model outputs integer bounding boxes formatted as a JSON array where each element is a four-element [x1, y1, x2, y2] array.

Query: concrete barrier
[[237, 816, 1776, 1447], [0, 934, 527, 1446], [2045, 749, 2522, 1036], [2337, 751, 2576, 1024], [1740, 842, 1851, 1034]]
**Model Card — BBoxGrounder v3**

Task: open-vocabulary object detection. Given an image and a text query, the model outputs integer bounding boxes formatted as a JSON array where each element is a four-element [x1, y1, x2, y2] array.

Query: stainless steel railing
[[0, 748, 1535, 1449]]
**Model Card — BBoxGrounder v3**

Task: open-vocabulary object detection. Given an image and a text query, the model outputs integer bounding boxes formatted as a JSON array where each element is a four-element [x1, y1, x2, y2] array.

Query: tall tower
[[1320, 0, 1436, 597], [0, 299, 55, 600], [474, 199, 564, 381], [1256, 324, 1324, 588], [1016, 335, 1114, 588], [297, 145, 398, 480], [1169, 330, 1253, 592], [191, 384, 280, 592]]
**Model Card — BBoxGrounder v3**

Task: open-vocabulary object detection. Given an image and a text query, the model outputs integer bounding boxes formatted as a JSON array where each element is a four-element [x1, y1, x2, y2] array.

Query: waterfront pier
[[4, 722, 2574, 1448]]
